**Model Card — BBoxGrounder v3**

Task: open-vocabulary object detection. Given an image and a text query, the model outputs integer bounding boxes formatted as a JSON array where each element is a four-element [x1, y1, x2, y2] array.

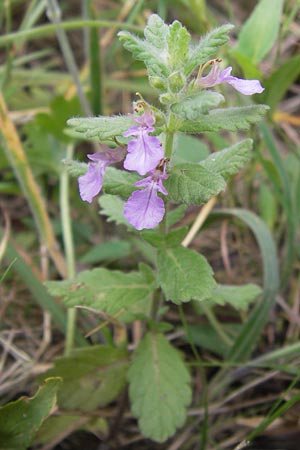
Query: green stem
[[60, 144, 77, 355]]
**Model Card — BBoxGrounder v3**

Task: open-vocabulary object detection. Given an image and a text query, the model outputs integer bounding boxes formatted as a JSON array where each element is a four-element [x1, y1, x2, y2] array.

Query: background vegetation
[[0, 0, 300, 449]]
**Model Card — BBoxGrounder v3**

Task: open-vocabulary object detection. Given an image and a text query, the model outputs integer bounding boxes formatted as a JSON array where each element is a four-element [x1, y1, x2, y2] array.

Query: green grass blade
[[215, 208, 279, 362]]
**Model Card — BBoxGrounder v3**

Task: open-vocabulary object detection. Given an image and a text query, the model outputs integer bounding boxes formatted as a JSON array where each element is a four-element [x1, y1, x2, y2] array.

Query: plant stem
[[60, 144, 77, 355]]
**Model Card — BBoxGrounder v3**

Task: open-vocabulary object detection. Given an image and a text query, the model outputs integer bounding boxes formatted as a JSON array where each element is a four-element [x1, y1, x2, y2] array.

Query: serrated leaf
[[203, 283, 262, 310], [200, 139, 253, 179], [41, 346, 128, 412], [144, 14, 169, 50], [63, 159, 87, 177], [171, 90, 224, 120], [99, 194, 129, 227], [103, 167, 140, 198], [128, 332, 191, 442], [45, 266, 156, 315], [167, 20, 190, 70], [173, 133, 209, 164], [118, 30, 168, 78], [157, 245, 216, 303], [67, 115, 135, 141], [0, 378, 62, 450], [165, 163, 226, 205], [235, 0, 284, 64], [179, 105, 269, 133], [185, 24, 234, 76]]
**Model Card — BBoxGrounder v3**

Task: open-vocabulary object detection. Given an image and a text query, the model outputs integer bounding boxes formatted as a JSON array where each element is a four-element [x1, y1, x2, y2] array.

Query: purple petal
[[225, 76, 264, 95], [134, 110, 156, 128], [124, 187, 165, 230], [123, 131, 164, 175], [87, 147, 125, 164], [78, 162, 106, 203], [199, 64, 264, 95]]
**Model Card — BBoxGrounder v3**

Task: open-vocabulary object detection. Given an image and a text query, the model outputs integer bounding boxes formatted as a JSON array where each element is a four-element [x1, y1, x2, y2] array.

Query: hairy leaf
[[167, 20, 190, 70], [41, 346, 128, 412], [165, 163, 226, 204], [0, 378, 62, 450], [103, 167, 140, 198], [99, 194, 129, 227], [201, 139, 253, 178], [157, 245, 216, 303], [171, 90, 224, 120], [179, 105, 269, 133], [185, 24, 234, 76], [128, 332, 191, 442], [45, 266, 156, 315], [203, 283, 262, 310], [67, 115, 135, 141]]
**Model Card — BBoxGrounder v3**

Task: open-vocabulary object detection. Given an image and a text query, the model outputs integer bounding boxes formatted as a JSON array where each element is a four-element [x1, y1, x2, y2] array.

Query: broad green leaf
[[171, 90, 224, 120], [99, 194, 129, 227], [167, 20, 190, 70], [235, 0, 284, 64], [173, 133, 209, 164], [103, 167, 140, 198], [184, 24, 234, 76], [45, 266, 156, 315], [63, 159, 87, 177], [128, 332, 191, 442], [260, 55, 300, 112], [0, 378, 62, 450], [67, 115, 135, 141], [142, 227, 188, 249], [79, 240, 132, 264], [201, 139, 253, 179], [179, 105, 269, 133], [157, 245, 216, 303], [203, 283, 262, 310], [165, 163, 226, 205], [41, 346, 128, 412]]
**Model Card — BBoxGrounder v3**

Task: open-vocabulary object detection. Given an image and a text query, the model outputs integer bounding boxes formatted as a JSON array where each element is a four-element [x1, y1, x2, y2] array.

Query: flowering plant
[[45, 15, 268, 443]]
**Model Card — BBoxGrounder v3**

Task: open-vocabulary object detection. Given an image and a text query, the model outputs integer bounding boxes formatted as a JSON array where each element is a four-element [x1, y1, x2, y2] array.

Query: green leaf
[[200, 139, 253, 179], [67, 115, 135, 141], [259, 55, 300, 112], [186, 323, 241, 356], [99, 194, 129, 227], [103, 167, 140, 198], [0, 378, 62, 450], [128, 332, 191, 442], [157, 245, 216, 303], [204, 283, 262, 310], [63, 159, 87, 177], [45, 266, 156, 315], [235, 0, 284, 64], [166, 204, 187, 227], [41, 346, 128, 412], [173, 133, 209, 164], [167, 20, 190, 70], [165, 163, 226, 205], [118, 15, 170, 79], [179, 105, 269, 133], [79, 240, 132, 264], [185, 24, 234, 76], [171, 90, 224, 120]]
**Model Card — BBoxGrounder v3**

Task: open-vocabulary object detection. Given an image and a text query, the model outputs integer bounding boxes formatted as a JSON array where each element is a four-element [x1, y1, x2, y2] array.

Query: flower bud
[[168, 71, 186, 93]]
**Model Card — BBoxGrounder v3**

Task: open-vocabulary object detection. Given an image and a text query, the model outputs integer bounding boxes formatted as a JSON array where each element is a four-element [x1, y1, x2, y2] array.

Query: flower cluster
[[78, 110, 168, 230], [78, 62, 264, 231]]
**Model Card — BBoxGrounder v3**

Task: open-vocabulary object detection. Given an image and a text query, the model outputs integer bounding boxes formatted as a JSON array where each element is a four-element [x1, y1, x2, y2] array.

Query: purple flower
[[198, 61, 264, 95], [123, 110, 164, 176], [124, 167, 168, 230], [78, 147, 125, 203]]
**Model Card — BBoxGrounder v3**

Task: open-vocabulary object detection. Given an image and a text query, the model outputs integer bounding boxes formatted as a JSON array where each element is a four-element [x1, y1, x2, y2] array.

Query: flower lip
[[198, 60, 264, 96]]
